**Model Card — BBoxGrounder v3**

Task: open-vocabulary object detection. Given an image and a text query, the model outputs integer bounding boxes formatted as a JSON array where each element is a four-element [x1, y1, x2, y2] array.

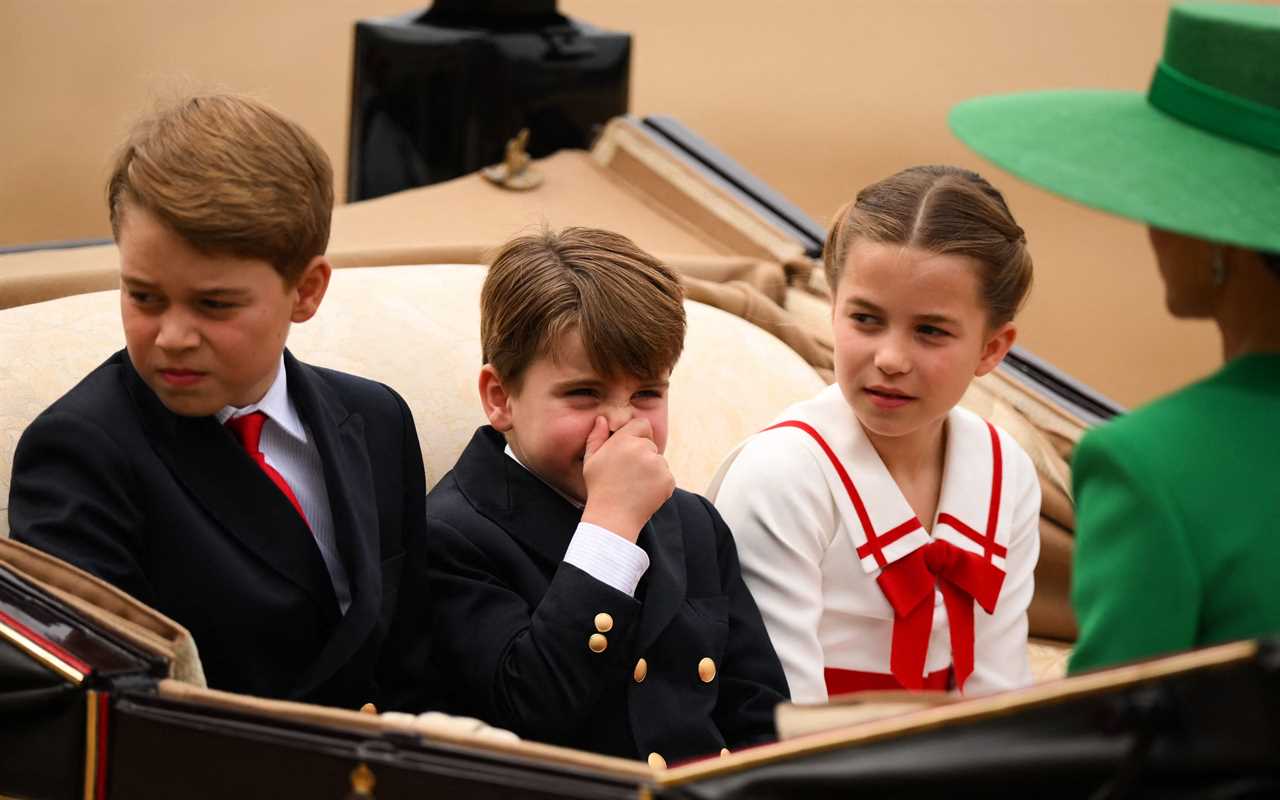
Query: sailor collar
[[768, 384, 1009, 577]]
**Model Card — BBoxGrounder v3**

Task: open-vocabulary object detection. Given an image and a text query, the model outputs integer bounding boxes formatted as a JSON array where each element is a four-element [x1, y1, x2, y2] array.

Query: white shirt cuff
[[563, 522, 651, 597]]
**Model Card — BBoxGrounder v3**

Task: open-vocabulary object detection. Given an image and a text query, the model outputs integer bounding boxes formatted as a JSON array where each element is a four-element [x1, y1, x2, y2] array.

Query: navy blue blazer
[[426, 426, 789, 764], [9, 349, 434, 711]]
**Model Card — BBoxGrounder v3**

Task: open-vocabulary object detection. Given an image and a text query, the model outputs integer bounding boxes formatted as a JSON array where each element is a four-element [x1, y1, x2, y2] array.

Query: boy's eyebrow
[[549, 376, 671, 391], [194, 286, 253, 297], [550, 376, 606, 391], [119, 276, 251, 296], [845, 297, 885, 313]]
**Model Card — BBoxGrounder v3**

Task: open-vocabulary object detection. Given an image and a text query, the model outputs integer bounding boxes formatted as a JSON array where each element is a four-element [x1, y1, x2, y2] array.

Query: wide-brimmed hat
[[950, 3, 1280, 254]]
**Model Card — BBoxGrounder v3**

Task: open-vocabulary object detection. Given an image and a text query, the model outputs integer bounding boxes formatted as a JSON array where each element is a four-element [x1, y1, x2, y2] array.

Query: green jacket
[[1069, 353, 1280, 674]]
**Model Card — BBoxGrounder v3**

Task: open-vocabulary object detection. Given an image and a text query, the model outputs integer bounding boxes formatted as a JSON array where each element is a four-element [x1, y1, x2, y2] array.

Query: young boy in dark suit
[[426, 227, 789, 766], [9, 95, 432, 711]]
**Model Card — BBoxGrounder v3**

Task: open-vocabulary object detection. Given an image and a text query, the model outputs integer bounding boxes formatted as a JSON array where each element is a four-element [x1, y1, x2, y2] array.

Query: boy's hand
[[580, 416, 675, 543]]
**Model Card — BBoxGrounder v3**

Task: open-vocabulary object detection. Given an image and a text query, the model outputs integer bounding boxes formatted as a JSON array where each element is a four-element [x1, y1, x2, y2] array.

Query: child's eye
[[127, 291, 167, 311], [635, 389, 665, 400], [917, 325, 951, 338], [850, 313, 880, 326], [566, 388, 598, 398], [200, 298, 237, 311]]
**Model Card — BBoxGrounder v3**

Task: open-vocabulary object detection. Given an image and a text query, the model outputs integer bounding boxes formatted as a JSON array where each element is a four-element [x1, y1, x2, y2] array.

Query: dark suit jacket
[[426, 426, 789, 764], [9, 349, 433, 711]]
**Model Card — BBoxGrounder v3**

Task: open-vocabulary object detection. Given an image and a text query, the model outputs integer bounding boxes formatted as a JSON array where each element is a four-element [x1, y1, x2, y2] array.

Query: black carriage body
[[347, 1, 630, 202]]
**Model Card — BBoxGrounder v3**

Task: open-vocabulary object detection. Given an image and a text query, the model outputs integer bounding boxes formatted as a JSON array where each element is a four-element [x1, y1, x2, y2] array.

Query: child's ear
[[290, 256, 332, 323], [974, 321, 1017, 377], [479, 364, 515, 431]]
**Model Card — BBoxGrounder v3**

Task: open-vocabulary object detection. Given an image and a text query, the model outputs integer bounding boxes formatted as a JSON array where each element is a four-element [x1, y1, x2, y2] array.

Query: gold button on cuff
[[594, 612, 614, 633], [588, 633, 608, 653], [633, 658, 648, 683], [647, 752, 667, 771], [698, 657, 717, 683], [720, 748, 731, 757]]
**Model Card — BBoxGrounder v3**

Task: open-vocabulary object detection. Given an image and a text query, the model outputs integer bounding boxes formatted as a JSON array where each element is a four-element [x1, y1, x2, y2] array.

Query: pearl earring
[[1211, 248, 1228, 288]]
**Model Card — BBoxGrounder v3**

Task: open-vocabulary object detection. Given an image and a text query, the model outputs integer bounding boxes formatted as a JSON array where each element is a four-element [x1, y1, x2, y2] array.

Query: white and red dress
[[709, 384, 1040, 703]]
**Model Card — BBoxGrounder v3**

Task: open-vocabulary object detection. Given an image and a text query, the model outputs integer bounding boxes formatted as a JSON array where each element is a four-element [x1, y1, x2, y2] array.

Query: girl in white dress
[[711, 165, 1040, 702]]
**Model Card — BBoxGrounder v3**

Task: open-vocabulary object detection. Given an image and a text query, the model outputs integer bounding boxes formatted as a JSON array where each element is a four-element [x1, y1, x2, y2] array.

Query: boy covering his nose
[[9, 95, 433, 711], [425, 227, 788, 766]]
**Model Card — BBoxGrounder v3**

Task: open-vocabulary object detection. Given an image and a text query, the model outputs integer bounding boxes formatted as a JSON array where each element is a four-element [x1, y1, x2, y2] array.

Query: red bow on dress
[[876, 539, 1004, 692]]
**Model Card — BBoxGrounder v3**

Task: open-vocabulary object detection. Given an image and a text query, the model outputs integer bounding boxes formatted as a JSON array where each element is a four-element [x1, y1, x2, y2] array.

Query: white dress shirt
[[217, 357, 352, 613], [503, 444, 650, 596]]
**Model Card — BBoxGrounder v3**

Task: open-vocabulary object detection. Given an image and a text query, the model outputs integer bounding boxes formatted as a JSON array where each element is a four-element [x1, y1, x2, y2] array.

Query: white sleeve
[[712, 431, 838, 704], [966, 441, 1040, 694], [562, 522, 651, 597]]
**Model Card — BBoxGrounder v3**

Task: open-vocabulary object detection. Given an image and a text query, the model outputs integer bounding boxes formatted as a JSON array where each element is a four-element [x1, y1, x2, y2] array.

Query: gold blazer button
[[698, 657, 717, 683], [594, 612, 614, 633], [633, 658, 648, 683], [588, 633, 608, 653]]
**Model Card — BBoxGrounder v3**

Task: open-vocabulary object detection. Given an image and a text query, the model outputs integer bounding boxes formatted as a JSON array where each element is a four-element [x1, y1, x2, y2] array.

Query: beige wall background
[[1, 0, 1248, 408]]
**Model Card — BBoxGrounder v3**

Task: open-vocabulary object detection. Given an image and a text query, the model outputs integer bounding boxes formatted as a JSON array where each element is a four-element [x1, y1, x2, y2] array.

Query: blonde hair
[[481, 227, 686, 390], [825, 165, 1033, 326], [107, 94, 333, 284]]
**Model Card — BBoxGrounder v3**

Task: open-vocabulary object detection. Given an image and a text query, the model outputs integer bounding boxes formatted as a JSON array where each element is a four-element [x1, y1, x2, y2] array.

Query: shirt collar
[[503, 443, 584, 510], [215, 356, 308, 443]]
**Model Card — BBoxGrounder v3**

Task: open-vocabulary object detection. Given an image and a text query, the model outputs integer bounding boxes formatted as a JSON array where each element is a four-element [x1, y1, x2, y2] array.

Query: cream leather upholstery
[[0, 263, 825, 537]]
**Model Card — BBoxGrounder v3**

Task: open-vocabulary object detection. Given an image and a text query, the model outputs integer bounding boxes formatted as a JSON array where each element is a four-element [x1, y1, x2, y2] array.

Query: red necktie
[[225, 411, 310, 528]]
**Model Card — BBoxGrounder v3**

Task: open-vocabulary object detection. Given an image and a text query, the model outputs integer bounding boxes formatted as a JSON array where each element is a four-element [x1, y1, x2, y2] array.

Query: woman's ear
[[478, 364, 515, 431], [975, 321, 1017, 377]]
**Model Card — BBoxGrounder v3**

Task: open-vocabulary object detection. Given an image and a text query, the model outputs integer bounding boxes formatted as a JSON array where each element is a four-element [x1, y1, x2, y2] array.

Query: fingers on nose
[[607, 406, 638, 432], [617, 415, 652, 439]]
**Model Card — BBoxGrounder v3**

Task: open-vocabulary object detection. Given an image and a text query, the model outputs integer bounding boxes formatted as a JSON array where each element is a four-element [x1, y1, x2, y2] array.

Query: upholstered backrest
[[0, 264, 825, 536]]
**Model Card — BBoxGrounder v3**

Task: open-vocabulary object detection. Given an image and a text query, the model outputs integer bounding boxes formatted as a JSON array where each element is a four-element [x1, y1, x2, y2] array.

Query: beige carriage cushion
[[0, 289, 125, 526], [0, 264, 825, 532]]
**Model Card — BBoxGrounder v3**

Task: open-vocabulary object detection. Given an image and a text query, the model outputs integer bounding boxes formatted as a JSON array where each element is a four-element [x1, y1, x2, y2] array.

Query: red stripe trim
[[95, 692, 110, 800], [936, 513, 1008, 558], [856, 517, 923, 561], [931, 424, 1006, 563], [0, 608, 93, 676], [824, 666, 951, 695], [983, 422, 1003, 556], [764, 421, 918, 568]]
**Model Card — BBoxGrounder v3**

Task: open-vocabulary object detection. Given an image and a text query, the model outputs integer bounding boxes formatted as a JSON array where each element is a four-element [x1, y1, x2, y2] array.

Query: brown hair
[[824, 165, 1033, 326], [481, 227, 686, 390], [107, 94, 333, 284]]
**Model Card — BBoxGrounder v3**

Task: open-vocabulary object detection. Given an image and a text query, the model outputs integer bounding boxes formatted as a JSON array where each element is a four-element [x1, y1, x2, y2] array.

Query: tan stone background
[[3, 0, 1254, 407]]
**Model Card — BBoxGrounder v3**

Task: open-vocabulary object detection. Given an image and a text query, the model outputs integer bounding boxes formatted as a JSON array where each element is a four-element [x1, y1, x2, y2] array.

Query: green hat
[[950, 3, 1280, 254]]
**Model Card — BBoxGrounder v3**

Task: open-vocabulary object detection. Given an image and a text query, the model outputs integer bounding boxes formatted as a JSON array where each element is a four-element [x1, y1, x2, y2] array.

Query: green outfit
[[949, 3, 1280, 674], [1069, 354, 1280, 673]]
